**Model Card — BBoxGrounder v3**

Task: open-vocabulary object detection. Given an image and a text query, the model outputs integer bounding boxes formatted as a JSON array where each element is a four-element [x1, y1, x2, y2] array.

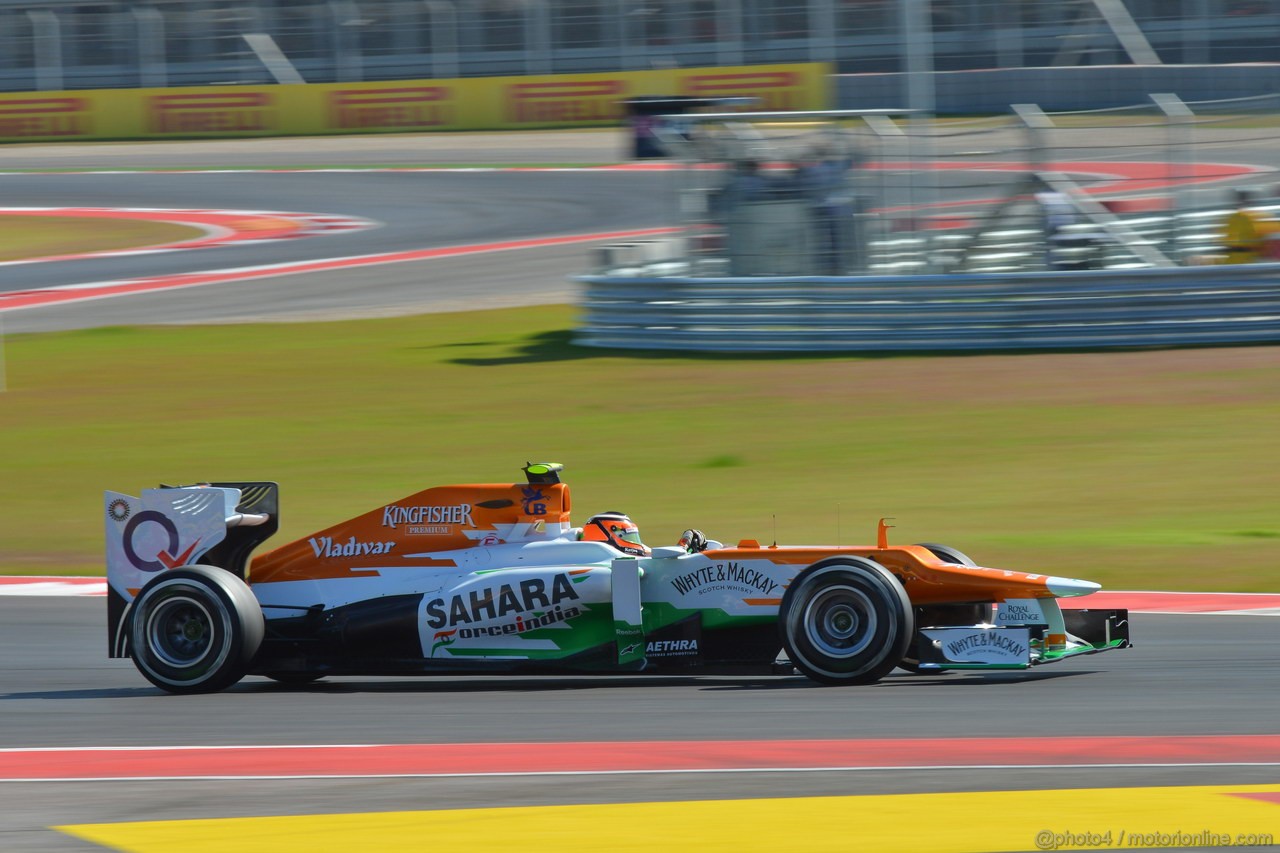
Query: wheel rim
[[146, 595, 218, 668], [803, 584, 876, 658]]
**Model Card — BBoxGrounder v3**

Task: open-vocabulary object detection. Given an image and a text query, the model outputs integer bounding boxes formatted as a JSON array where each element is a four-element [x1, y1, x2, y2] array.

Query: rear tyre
[[779, 558, 913, 685], [898, 544, 995, 673], [128, 566, 264, 694]]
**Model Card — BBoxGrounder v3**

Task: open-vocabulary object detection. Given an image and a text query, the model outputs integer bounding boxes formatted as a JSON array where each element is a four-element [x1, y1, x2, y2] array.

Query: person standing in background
[[1220, 187, 1278, 264]]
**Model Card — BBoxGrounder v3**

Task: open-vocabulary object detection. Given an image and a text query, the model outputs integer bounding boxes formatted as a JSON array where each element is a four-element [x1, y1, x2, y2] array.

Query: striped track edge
[[7, 734, 1280, 781]]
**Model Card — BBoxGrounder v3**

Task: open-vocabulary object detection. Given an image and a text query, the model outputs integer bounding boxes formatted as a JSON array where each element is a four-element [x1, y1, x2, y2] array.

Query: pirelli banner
[[0, 63, 828, 143]]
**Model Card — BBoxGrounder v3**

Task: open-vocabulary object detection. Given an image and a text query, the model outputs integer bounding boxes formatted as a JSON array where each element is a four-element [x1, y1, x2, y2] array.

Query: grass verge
[[1, 305, 1276, 590], [0, 216, 204, 262]]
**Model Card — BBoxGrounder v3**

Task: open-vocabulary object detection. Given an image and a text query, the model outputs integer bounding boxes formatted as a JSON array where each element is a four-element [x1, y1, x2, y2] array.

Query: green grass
[[0, 216, 203, 262], [1, 306, 1277, 591], [0, 164, 619, 174]]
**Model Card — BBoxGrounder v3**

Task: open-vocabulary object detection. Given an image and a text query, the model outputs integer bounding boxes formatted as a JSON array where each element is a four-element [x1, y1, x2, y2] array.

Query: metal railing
[[576, 262, 1280, 352]]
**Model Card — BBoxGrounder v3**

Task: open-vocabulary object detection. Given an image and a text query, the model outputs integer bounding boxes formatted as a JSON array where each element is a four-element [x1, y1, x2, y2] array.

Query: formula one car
[[104, 463, 1129, 693]]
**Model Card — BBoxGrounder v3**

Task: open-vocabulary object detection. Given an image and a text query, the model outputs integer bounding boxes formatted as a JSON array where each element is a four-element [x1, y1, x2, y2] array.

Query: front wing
[[913, 604, 1130, 671]]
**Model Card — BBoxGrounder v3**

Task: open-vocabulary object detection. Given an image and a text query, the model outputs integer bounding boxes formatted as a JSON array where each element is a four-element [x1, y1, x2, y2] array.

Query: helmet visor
[[614, 527, 644, 547]]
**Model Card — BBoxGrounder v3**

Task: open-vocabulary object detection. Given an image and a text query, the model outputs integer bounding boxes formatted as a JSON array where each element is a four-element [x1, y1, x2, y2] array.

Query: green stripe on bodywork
[[439, 600, 776, 662], [640, 601, 774, 634], [1039, 638, 1128, 663], [614, 621, 645, 667]]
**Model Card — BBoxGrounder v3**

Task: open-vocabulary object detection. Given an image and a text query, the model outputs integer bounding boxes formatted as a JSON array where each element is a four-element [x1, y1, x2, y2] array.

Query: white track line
[[6, 762, 1280, 784]]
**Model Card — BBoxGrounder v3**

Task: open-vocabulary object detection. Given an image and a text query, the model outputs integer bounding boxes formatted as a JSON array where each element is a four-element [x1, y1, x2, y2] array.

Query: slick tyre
[[898, 544, 995, 674], [129, 566, 264, 694], [780, 558, 913, 686]]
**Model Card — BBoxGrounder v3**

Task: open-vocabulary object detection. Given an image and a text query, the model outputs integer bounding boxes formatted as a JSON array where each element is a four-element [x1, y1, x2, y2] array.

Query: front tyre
[[128, 566, 264, 694], [780, 558, 913, 685], [916, 542, 977, 568]]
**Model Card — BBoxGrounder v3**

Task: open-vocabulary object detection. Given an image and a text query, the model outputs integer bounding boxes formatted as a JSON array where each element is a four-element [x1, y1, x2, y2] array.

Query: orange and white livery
[[104, 463, 1129, 693]]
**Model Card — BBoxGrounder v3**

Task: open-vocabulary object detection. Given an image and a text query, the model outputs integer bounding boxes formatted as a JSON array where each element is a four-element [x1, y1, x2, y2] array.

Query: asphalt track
[[4, 127, 1273, 334], [2, 596, 1279, 851], [2, 131, 1279, 850], [0, 169, 672, 333]]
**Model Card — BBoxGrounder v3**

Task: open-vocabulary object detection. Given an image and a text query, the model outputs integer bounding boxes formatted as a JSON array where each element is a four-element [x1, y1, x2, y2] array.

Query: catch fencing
[[2, 0, 1278, 94], [576, 98, 1280, 352]]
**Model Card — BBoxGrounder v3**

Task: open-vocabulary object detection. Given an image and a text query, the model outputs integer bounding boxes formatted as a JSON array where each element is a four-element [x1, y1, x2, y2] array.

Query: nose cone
[[1046, 576, 1102, 598]]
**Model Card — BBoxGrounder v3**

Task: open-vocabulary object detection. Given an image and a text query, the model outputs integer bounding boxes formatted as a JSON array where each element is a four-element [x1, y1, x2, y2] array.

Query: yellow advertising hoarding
[[0, 64, 830, 144], [0, 95, 98, 140]]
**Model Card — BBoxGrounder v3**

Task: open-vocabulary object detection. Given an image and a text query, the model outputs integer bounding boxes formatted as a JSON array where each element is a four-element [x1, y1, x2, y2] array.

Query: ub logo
[[521, 487, 548, 516]]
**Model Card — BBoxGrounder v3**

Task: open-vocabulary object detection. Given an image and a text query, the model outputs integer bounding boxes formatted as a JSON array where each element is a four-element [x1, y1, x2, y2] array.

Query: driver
[[580, 511, 651, 556], [580, 512, 718, 555], [677, 529, 711, 553]]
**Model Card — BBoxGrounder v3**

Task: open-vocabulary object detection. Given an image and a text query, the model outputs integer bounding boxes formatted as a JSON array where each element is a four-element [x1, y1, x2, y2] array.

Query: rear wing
[[105, 482, 278, 657]]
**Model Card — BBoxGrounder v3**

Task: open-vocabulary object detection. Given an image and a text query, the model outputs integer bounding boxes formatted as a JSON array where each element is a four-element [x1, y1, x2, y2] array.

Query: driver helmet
[[581, 511, 650, 556]]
